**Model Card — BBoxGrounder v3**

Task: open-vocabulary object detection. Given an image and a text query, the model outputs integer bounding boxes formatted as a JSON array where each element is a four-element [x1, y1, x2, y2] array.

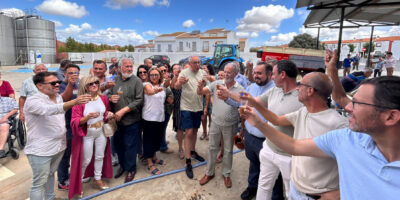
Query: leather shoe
[[199, 174, 214, 185], [124, 171, 136, 183], [240, 187, 257, 200], [114, 167, 125, 179], [223, 176, 232, 188]]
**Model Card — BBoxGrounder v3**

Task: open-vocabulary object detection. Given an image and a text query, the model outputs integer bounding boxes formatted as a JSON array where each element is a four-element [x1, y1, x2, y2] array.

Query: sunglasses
[[160, 70, 167, 73], [87, 81, 100, 87], [67, 72, 79, 75], [42, 80, 62, 86], [149, 74, 159, 77], [139, 71, 147, 74]]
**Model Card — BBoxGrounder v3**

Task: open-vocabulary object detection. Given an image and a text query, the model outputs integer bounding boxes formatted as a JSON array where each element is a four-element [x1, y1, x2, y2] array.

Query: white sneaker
[[82, 177, 91, 183]]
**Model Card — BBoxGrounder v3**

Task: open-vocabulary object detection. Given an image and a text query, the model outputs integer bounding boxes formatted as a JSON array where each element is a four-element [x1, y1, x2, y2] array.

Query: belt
[[88, 121, 103, 129], [306, 194, 321, 199], [244, 129, 265, 141]]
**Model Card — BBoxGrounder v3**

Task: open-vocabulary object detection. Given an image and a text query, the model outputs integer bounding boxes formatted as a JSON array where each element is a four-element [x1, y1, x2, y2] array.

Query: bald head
[[306, 72, 333, 100]]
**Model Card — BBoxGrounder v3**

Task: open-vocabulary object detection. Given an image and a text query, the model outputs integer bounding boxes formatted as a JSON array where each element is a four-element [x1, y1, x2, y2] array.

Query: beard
[[122, 71, 133, 79], [255, 78, 268, 86]]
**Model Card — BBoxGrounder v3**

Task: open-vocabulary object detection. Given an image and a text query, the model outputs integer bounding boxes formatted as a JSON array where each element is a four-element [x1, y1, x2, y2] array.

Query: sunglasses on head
[[42, 80, 62, 86], [87, 80, 100, 87]]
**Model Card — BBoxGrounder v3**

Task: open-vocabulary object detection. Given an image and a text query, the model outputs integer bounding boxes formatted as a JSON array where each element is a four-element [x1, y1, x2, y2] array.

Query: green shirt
[[108, 75, 144, 126]]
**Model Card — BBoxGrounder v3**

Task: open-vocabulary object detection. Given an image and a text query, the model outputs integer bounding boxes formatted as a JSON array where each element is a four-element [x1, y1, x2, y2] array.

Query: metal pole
[[316, 27, 320, 49], [336, 7, 345, 69], [366, 26, 374, 68]]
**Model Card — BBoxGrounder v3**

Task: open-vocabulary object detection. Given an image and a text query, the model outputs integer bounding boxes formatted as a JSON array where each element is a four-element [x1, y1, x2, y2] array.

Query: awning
[[297, 0, 400, 28]]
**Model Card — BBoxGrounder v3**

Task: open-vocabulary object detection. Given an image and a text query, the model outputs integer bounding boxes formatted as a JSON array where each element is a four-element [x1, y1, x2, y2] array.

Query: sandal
[[216, 153, 223, 163], [153, 159, 166, 165], [179, 150, 185, 160], [139, 155, 147, 165], [148, 165, 161, 175], [200, 134, 207, 140]]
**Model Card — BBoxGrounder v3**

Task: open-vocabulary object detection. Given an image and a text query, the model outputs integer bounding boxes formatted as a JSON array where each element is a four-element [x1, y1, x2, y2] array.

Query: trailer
[[257, 46, 325, 75]]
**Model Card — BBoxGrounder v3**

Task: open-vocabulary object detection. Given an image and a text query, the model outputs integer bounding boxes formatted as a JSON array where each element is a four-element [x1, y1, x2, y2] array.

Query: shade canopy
[[297, 0, 400, 28]]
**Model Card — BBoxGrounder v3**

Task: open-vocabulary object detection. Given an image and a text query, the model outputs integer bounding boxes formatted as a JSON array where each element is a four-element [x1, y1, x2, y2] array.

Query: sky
[[2, 0, 400, 47]]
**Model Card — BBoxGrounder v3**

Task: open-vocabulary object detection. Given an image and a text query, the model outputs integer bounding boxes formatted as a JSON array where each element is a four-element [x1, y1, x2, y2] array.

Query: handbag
[[102, 119, 117, 137]]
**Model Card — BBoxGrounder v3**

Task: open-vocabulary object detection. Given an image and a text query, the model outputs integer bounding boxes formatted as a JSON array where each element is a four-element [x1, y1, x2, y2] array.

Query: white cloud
[[209, 18, 214, 23], [36, 0, 88, 18], [105, 0, 170, 9], [63, 23, 92, 34], [236, 5, 294, 33], [135, 19, 143, 23], [182, 19, 195, 28], [51, 20, 63, 27], [236, 31, 259, 38], [0, 8, 25, 17], [57, 25, 146, 46], [143, 30, 160, 37], [157, 0, 170, 7], [265, 32, 297, 46]]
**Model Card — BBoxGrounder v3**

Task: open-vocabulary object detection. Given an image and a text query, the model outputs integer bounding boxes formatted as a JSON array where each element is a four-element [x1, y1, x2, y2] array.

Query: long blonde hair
[[78, 76, 102, 96]]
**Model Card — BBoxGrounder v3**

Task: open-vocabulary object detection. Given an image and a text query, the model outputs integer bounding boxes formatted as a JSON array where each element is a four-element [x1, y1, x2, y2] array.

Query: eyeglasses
[[139, 71, 147, 74], [87, 81, 100, 87], [351, 100, 396, 110], [149, 74, 159, 77], [160, 70, 167, 73], [67, 72, 79, 75], [296, 82, 318, 91], [42, 80, 62, 86]]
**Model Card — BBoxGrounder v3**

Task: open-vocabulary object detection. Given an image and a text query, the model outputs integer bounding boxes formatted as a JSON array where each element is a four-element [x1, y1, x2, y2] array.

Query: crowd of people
[[0, 51, 399, 200]]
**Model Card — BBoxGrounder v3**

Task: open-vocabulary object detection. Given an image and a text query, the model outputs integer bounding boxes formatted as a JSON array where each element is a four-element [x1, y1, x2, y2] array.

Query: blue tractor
[[202, 44, 245, 73]]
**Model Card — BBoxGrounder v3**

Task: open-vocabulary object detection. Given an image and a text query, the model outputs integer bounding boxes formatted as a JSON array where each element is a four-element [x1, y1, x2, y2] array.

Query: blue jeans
[[244, 130, 265, 189], [160, 112, 171, 151], [57, 129, 72, 184], [27, 151, 64, 200], [114, 121, 141, 172]]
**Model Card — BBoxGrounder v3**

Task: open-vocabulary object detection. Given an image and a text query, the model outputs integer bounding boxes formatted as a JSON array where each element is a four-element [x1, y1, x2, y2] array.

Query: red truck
[[257, 46, 326, 75]]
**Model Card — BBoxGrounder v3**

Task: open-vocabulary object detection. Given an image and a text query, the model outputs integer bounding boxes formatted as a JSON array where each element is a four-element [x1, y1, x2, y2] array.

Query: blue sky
[[2, 0, 400, 47]]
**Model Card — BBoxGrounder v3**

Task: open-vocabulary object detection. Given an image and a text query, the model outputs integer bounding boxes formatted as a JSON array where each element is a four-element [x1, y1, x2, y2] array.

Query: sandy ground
[[0, 63, 249, 200], [0, 63, 398, 200]]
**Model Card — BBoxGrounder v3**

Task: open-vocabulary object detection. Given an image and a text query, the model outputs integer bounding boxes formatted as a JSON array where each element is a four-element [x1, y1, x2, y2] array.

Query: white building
[[145, 28, 247, 53]]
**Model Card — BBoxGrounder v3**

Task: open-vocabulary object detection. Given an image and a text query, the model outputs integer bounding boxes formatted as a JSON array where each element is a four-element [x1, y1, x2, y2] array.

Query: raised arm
[[325, 50, 351, 108], [243, 106, 328, 157]]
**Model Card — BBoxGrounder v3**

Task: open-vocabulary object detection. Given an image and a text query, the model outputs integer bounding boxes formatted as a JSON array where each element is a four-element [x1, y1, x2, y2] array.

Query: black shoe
[[0, 150, 6, 158], [241, 187, 257, 200], [185, 164, 194, 179], [191, 151, 205, 162], [114, 167, 125, 179]]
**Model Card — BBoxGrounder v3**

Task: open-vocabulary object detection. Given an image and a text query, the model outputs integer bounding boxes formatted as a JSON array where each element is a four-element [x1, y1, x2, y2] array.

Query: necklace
[[91, 95, 99, 101]]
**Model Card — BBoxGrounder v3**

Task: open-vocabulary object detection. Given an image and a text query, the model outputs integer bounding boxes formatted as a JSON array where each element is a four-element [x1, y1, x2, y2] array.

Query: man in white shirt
[[18, 63, 48, 122], [384, 51, 397, 76], [24, 72, 90, 200]]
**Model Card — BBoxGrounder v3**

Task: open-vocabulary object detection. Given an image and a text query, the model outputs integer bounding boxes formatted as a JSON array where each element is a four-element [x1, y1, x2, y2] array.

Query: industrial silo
[[0, 14, 16, 66], [15, 15, 56, 64]]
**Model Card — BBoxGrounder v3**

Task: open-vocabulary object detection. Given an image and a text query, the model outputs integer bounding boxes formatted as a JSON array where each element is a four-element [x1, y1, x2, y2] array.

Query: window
[[179, 42, 183, 51], [157, 44, 161, 52], [203, 41, 209, 52], [168, 44, 172, 52], [192, 42, 196, 51]]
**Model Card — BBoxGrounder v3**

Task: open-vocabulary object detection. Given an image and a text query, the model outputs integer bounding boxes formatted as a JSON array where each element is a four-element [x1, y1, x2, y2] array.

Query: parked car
[[148, 55, 170, 65], [178, 56, 206, 66]]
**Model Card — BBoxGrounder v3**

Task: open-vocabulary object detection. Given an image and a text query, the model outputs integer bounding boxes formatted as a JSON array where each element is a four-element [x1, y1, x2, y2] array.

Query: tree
[[288, 33, 324, 50], [348, 44, 355, 53], [249, 47, 259, 52], [363, 42, 375, 54]]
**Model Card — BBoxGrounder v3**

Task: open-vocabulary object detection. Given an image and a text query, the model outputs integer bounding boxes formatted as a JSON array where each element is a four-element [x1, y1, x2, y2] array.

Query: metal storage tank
[[15, 15, 56, 64], [0, 14, 16, 66]]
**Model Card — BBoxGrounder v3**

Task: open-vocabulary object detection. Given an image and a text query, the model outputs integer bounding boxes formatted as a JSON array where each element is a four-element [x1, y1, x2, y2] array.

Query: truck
[[203, 44, 245, 73], [257, 46, 325, 75]]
